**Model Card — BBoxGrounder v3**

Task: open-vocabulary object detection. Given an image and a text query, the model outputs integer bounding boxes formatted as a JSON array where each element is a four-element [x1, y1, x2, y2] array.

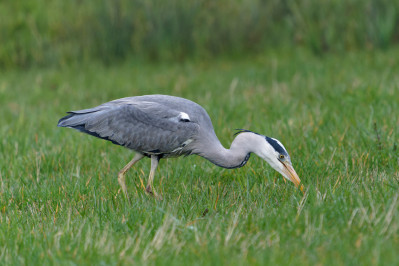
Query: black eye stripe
[[233, 130, 289, 157], [265, 136, 288, 156]]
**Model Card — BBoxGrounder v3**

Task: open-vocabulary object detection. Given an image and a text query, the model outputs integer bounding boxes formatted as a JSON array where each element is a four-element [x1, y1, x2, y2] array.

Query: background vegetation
[[1, 1, 398, 265], [1, 0, 398, 68]]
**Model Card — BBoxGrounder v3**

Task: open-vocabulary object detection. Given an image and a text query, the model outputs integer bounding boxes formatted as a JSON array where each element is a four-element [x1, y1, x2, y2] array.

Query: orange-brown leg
[[145, 155, 162, 200], [118, 153, 144, 198]]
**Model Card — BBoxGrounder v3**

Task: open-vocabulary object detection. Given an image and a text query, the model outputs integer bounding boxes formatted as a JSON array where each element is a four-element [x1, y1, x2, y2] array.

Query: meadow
[[0, 48, 398, 265]]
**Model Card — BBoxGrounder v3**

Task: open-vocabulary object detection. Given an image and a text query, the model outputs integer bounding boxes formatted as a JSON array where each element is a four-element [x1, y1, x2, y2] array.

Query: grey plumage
[[58, 94, 304, 198], [58, 95, 218, 156]]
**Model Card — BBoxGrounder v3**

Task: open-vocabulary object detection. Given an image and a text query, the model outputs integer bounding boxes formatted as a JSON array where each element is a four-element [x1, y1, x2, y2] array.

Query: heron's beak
[[281, 162, 304, 193]]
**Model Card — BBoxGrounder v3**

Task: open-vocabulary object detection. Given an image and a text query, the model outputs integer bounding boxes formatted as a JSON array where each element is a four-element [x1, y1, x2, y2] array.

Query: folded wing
[[57, 101, 199, 154]]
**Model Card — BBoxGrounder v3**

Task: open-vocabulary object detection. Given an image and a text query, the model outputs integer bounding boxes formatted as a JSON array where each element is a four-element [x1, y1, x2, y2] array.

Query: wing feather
[[58, 101, 199, 153]]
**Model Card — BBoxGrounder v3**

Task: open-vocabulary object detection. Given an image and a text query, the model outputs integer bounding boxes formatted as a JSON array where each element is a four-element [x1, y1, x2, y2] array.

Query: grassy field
[[1, 48, 398, 265]]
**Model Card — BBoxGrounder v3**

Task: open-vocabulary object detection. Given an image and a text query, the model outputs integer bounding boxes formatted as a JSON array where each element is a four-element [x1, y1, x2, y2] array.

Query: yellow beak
[[281, 162, 304, 193]]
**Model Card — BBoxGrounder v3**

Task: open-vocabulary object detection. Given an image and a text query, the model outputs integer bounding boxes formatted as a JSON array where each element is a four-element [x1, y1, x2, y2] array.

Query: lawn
[[0, 48, 398, 265]]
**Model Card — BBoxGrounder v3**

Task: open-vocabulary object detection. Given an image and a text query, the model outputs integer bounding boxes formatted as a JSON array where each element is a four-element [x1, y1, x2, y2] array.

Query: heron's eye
[[279, 154, 285, 160]]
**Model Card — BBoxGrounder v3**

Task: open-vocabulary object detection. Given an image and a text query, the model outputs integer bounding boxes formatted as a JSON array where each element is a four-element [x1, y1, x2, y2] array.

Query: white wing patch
[[178, 112, 191, 122]]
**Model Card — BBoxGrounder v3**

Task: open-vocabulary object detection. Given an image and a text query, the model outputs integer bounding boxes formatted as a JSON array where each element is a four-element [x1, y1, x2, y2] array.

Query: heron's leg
[[118, 153, 144, 197], [145, 155, 161, 199]]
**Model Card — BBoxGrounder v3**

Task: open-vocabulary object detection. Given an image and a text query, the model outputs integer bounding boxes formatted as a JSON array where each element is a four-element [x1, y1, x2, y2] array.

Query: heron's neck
[[200, 132, 265, 169]]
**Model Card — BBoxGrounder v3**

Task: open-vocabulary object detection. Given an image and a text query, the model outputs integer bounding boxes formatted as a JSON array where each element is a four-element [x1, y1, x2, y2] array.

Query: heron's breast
[[139, 138, 194, 158]]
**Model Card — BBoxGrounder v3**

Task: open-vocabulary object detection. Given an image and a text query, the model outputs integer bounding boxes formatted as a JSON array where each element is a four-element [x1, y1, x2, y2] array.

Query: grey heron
[[58, 95, 303, 198]]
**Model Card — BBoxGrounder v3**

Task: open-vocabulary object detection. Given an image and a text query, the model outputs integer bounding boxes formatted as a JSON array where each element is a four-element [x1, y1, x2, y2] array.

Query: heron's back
[[58, 95, 218, 157]]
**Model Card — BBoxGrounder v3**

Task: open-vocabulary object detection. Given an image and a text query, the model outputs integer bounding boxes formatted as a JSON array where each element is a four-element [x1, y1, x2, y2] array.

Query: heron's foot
[[118, 174, 129, 200], [145, 185, 162, 200]]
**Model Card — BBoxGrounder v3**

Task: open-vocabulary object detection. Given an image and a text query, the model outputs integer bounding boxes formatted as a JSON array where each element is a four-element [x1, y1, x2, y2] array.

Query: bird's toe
[[145, 185, 153, 195], [145, 185, 162, 200]]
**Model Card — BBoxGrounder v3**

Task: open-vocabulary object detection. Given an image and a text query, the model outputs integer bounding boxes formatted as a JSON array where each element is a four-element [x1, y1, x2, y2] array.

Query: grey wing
[[57, 102, 199, 154]]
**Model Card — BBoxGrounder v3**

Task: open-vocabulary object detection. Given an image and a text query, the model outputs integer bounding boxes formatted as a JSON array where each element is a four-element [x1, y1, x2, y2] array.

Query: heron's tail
[[57, 111, 95, 129], [57, 113, 75, 127], [57, 112, 96, 136], [57, 104, 105, 128], [57, 110, 108, 140], [57, 111, 122, 146]]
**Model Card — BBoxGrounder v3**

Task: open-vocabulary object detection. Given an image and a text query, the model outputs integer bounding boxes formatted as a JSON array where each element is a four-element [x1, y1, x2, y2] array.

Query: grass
[[1, 0, 399, 67], [0, 48, 398, 265]]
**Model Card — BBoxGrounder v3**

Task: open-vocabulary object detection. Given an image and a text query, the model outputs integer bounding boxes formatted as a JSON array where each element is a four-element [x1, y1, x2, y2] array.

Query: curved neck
[[198, 132, 265, 169]]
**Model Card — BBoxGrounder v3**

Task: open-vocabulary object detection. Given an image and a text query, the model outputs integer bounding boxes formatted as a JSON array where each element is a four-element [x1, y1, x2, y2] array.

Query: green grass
[[1, 48, 398, 265], [1, 0, 399, 67]]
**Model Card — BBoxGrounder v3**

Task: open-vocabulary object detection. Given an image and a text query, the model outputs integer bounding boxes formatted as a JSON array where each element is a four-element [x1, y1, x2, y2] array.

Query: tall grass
[[1, 0, 398, 68]]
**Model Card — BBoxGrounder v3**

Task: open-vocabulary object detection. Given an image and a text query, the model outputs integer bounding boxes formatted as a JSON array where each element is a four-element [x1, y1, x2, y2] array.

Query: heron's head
[[256, 135, 304, 192]]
